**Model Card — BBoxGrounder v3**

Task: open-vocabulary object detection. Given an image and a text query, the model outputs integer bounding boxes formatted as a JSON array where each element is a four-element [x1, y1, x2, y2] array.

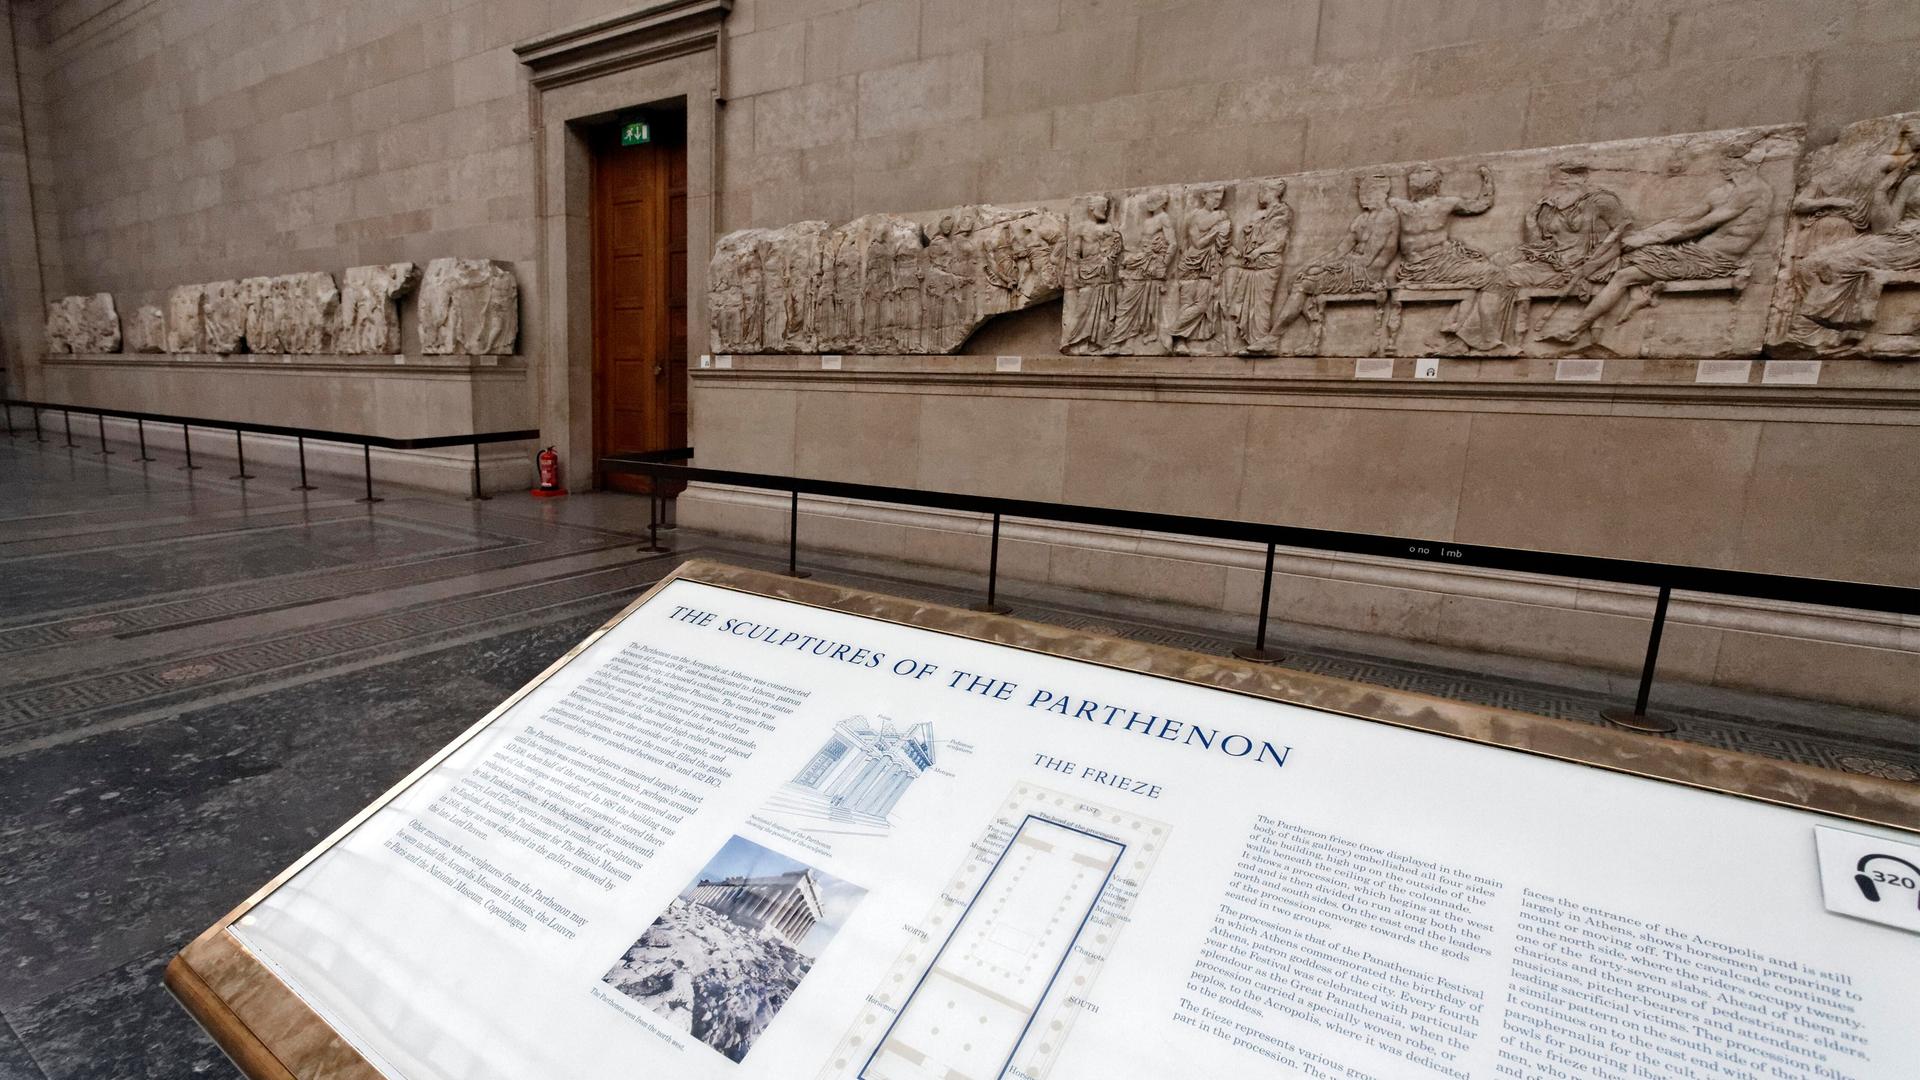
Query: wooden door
[[592, 114, 688, 494]]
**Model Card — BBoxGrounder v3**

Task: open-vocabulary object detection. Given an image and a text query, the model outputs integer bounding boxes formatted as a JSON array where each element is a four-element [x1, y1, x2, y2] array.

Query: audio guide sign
[[178, 566, 1920, 1080]]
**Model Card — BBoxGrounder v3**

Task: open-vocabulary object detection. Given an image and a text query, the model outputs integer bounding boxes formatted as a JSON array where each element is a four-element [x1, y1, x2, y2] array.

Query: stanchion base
[[1231, 646, 1286, 665], [467, 493, 493, 502], [98, 449, 116, 456], [290, 484, 318, 491], [177, 464, 201, 471], [529, 487, 569, 498], [971, 603, 1012, 615], [230, 473, 255, 481], [356, 496, 384, 505], [1600, 707, 1678, 734], [135, 456, 157, 463], [786, 570, 813, 579], [638, 543, 673, 554]]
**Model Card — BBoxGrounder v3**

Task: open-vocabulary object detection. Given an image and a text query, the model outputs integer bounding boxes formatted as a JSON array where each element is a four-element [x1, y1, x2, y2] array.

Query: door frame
[[516, 2, 727, 490]]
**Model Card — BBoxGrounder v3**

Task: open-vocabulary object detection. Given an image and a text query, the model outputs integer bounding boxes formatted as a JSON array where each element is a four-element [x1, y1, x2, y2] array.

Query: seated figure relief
[[1271, 174, 1399, 354], [1540, 145, 1774, 347], [1771, 114, 1920, 358]]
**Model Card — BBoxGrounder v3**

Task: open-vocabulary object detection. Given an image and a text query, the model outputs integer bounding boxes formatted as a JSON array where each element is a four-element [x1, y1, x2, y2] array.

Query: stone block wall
[[711, 0, 1920, 231]]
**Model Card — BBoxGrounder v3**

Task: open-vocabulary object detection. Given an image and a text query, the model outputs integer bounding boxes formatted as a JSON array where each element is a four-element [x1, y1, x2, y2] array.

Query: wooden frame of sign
[[166, 558, 1920, 1079]]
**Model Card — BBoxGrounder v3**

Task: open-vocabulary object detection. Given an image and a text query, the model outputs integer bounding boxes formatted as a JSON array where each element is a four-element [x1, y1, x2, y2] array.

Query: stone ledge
[[44, 352, 526, 374]]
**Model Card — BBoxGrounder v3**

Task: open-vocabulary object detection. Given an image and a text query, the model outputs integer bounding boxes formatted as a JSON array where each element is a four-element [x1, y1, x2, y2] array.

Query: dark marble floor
[[0, 430, 1914, 1078]]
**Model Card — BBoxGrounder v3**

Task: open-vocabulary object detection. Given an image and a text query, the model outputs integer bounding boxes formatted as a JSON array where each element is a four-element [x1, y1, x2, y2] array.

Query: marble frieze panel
[[710, 204, 1067, 355], [124, 304, 166, 353], [1767, 112, 1920, 360], [418, 258, 518, 355], [1063, 125, 1802, 360], [44, 294, 121, 353]]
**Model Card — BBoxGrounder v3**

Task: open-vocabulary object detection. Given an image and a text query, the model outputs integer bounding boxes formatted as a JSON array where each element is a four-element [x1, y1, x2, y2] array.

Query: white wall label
[[820, 354, 842, 370], [1815, 826, 1920, 934], [1764, 359, 1822, 385], [1695, 359, 1752, 383], [224, 580, 1920, 1080], [995, 355, 1023, 372], [1555, 358, 1604, 381], [715, 354, 734, 369], [1413, 357, 1440, 380], [698, 354, 712, 368], [1354, 358, 1393, 379]]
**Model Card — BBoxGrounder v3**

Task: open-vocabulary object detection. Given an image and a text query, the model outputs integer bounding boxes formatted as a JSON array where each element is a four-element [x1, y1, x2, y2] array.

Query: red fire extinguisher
[[531, 445, 567, 497]]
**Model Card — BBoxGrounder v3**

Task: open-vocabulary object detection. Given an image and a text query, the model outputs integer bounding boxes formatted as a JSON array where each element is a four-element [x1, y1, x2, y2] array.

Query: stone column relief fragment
[[125, 305, 166, 353], [165, 285, 207, 353], [202, 280, 249, 354], [338, 263, 421, 354], [43, 294, 121, 353], [711, 204, 1065, 355], [1768, 111, 1920, 359], [418, 258, 519, 355]]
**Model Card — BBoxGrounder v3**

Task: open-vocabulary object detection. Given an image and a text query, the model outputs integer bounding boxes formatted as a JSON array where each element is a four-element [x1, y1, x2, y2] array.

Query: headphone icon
[[1854, 854, 1920, 907]]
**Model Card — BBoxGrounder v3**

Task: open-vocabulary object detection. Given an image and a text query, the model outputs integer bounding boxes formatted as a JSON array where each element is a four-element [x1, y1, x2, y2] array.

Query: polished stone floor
[[0, 432, 1914, 1078]]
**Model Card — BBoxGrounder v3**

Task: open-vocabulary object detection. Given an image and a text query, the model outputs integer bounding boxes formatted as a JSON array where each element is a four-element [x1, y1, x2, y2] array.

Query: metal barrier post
[[4, 402, 12, 437], [640, 486, 670, 553], [291, 436, 316, 490], [32, 407, 43, 442], [786, 488, 810, 579], [1602, 585, 1677, 733], [1232, 542, 1285, 664], [134, 419, 156, 462], [96, 413, 115, 456], [180, 424, 201, 470], [63, 410, 77, 448], [358, 444, 382, 504], [468, 442, 490, 501], [972, 511, 1010, 615], [230, 430, 254, 480]]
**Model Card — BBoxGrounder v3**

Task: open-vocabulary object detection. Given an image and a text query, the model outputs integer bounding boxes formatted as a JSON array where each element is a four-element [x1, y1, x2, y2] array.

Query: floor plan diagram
[[817, 785, 1170, 1080]]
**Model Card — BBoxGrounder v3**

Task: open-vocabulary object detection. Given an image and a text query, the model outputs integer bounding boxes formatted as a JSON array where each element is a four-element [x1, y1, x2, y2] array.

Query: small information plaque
[[995, 354, 1023, 372], [1764, 359, 1822, 385], [715, 354, 733, 369], [1555, 358, 1605, 381], [1696, 359, 1753, 384], [820, 354, 842, 370], [1354, 358, 1393, 379]]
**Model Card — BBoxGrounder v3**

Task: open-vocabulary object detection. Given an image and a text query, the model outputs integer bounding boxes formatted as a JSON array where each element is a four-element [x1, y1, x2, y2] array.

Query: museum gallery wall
[[708, 111, 1920, 363]]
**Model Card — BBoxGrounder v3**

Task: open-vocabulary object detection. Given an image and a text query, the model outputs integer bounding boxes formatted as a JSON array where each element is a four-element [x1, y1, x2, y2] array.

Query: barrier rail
[[3, 398, 539, 503], [601, 453, 1920, 734]]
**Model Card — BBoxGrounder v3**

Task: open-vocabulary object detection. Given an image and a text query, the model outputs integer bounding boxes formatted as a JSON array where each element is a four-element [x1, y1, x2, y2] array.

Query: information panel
[[227, 576, 1920, 1080]]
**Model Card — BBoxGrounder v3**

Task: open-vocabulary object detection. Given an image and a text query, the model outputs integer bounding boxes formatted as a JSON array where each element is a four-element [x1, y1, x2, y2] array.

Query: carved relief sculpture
[[1225, 179, 1293, 354], [1770, 113, 1920, 358], [279, 272, 342, 354], [43, 294, 120, 353], [1541, 144, 1775, 347], [202, 280, 249, 354], [125, 304, 166, 353], [418, 258, 518, 354], [1272, 174, 1399, 354], [1387, 163, 1507, 352], [337, 263, 421, 354], [1112, 189, 1177, 353], [240, 277, 278, 353], [707, 121, 1839, 360], [1062, 195, 1124, 353], [165, 284, 207, 353], [1169, 186, 1233, 355]]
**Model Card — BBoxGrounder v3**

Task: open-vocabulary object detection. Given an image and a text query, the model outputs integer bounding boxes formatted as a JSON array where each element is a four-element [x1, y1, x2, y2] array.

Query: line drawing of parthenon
[[767, 717, 937, 833], [688, 868, 825, 951]]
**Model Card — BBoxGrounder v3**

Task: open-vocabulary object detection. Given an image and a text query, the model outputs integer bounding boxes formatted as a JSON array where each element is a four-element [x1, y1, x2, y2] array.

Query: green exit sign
[[620, 120, 651, 146]]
